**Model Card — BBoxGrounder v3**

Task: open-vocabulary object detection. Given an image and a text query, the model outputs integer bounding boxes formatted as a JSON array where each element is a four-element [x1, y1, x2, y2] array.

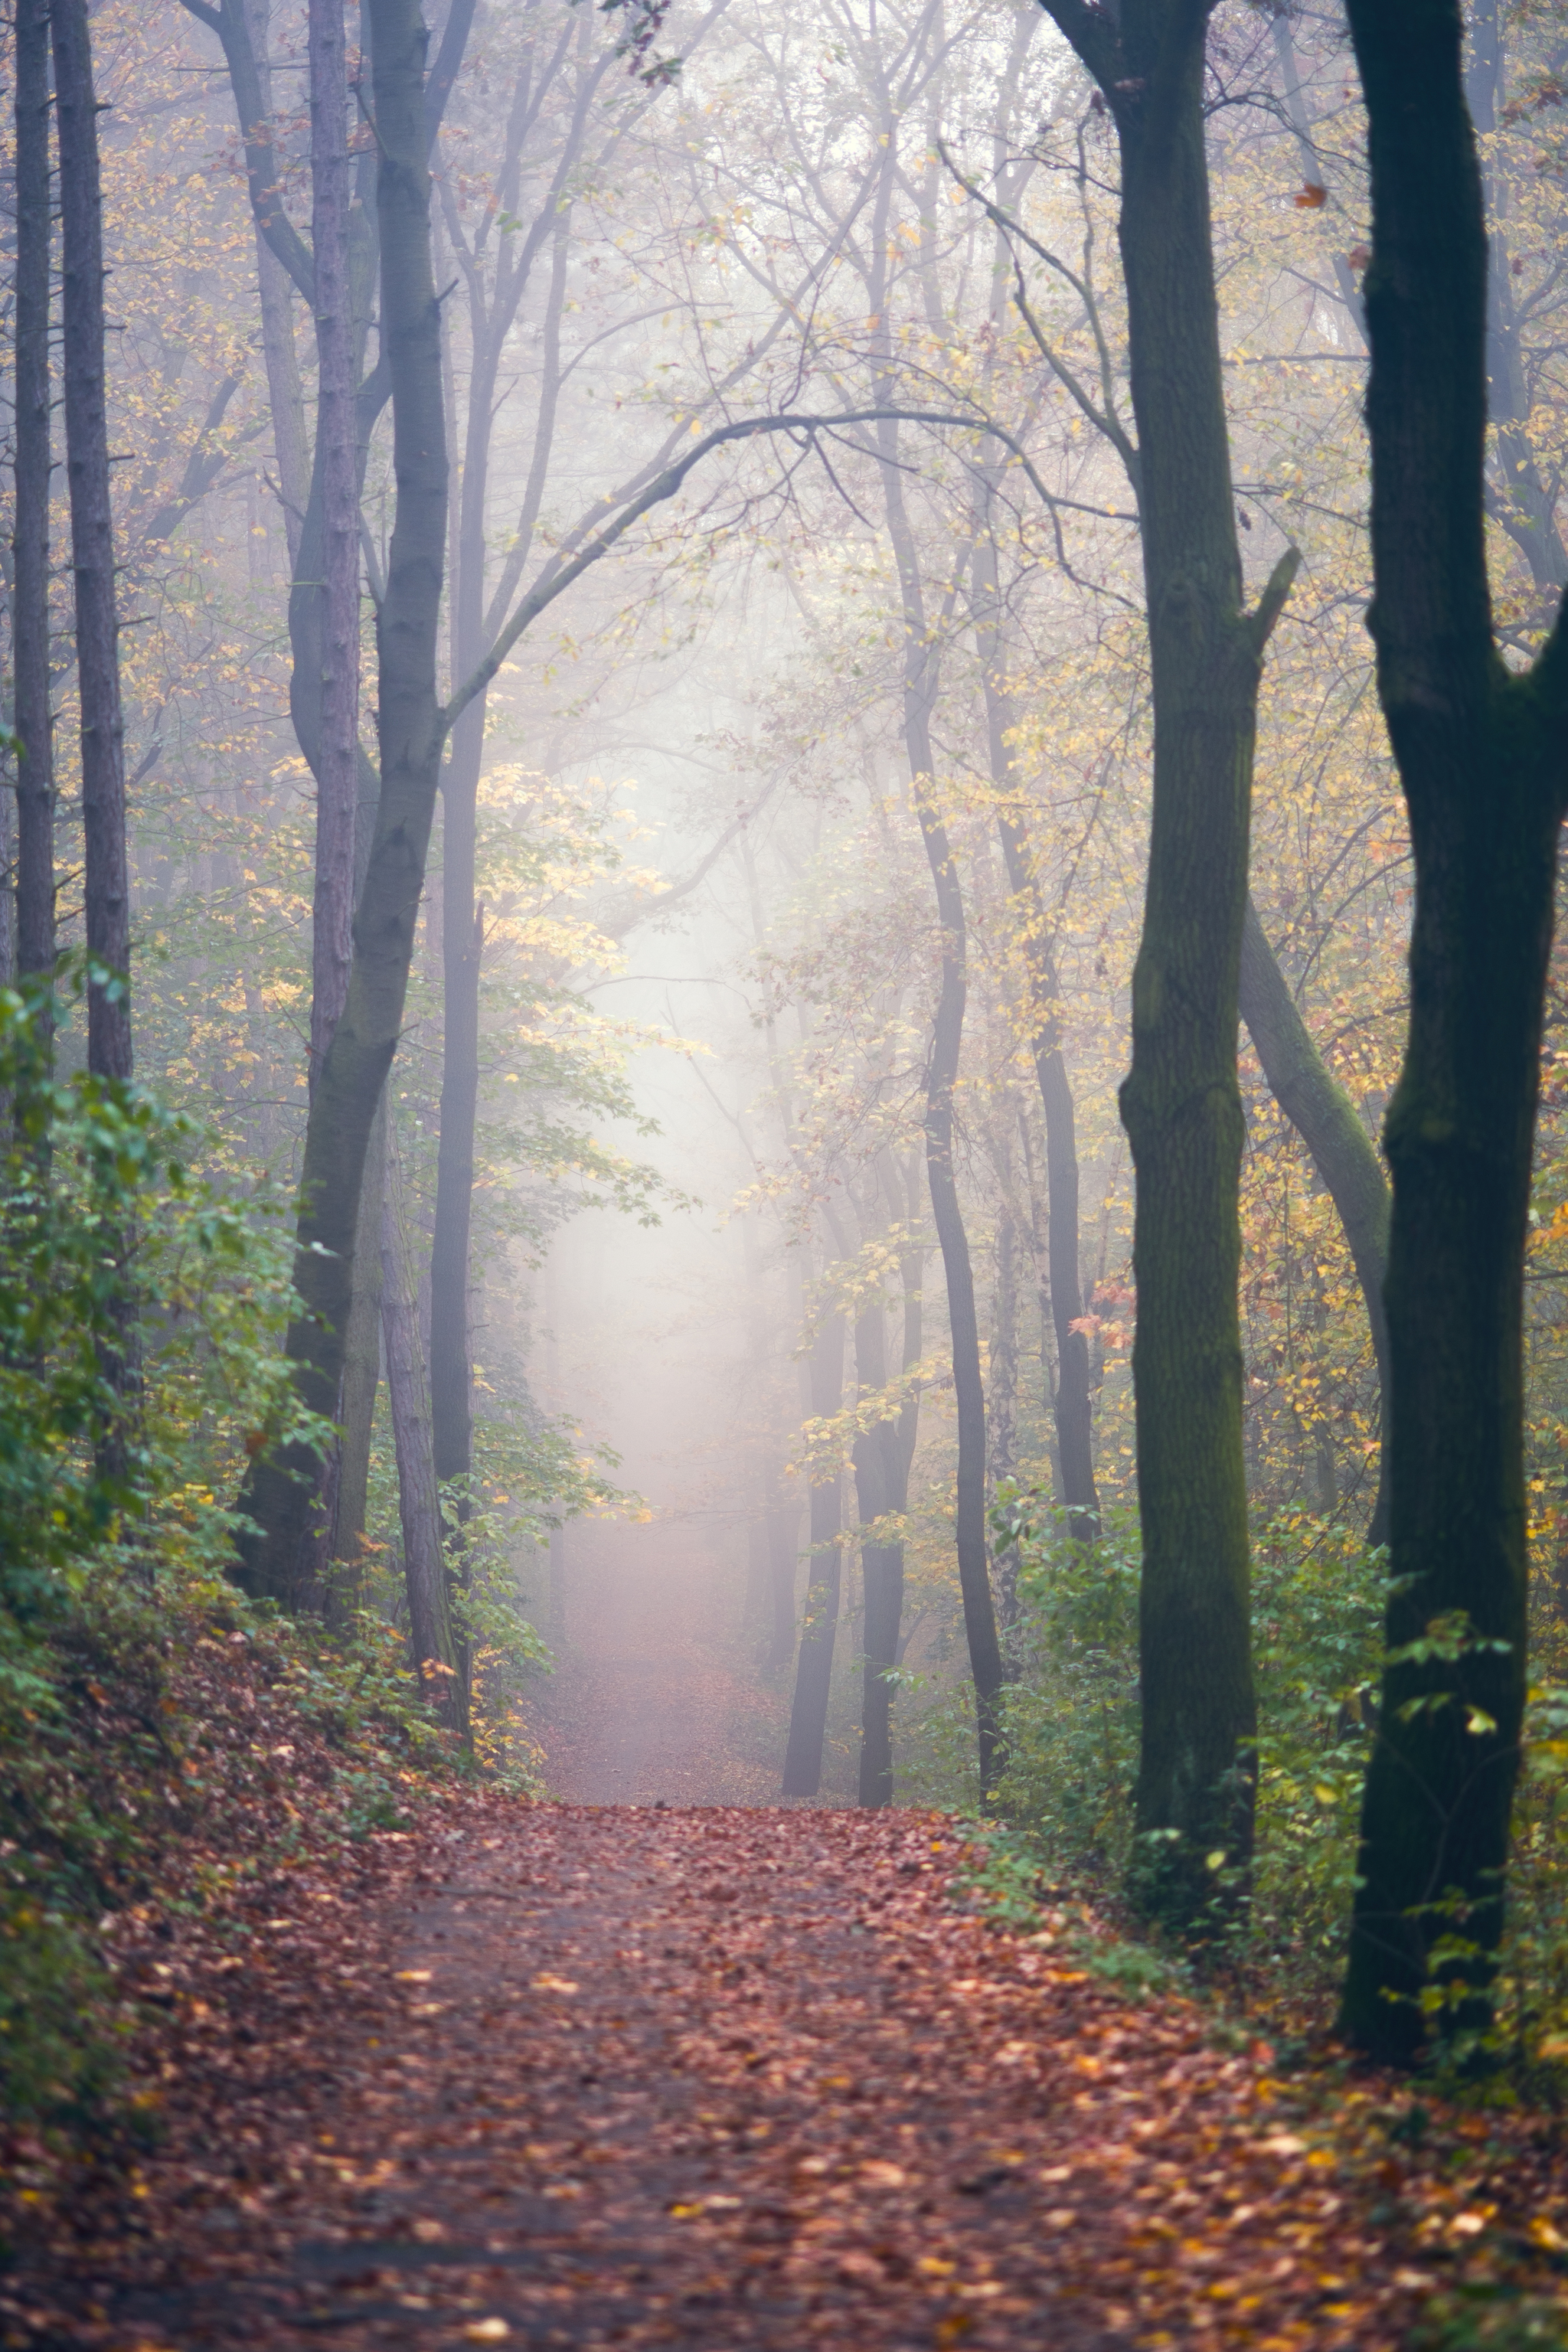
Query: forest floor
[[7, 1534, 1568, 2351]]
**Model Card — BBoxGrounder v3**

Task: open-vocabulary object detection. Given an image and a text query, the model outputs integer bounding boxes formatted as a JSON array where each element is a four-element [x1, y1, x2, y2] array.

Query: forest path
[[19, 1802, 1441, 2352], [531, 1516, 794, 1806]]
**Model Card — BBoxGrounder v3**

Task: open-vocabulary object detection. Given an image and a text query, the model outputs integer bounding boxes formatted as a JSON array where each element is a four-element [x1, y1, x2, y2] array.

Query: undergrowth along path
[[9, 1802, 1566, 2350]]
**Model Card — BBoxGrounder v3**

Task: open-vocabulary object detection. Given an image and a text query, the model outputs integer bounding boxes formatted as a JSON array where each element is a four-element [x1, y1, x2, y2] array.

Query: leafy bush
[[0, 970, 456, 2128], [987, 1486, 1568, 2072]]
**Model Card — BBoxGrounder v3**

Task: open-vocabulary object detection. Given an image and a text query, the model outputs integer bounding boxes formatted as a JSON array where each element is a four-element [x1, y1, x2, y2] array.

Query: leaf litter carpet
[[9, 1797, 1520, 2352]]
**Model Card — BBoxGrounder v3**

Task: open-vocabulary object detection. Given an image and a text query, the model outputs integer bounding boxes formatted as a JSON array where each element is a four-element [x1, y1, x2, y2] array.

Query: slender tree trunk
[[1238, 897, 1392, 1540], [427, 50, 601, 1523], [874, 432, 1003, 1795], [972, 540, 1099, 1536], [381, 1127, 465, 1736], [241, 0, 309, 568], [307, 0, 360, 1092], [856, 1152, 921, 1807], [332, 1092, 386, 1589], [13, 0, 55, 1017], [234, 0, 450, 1603], [919, 789, 1005, 1796], [1338, 0, 1568, 2062], [782, 1306, 844, 1797], [53, 0, 130, 1083]]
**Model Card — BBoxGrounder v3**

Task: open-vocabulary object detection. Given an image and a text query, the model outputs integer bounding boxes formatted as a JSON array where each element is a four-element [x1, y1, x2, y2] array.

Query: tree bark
[[307, 0, 360, 1091], [1238, 896, 1392, 1540], [12, 0, 55, 1015], [428, 38, 610, 1517], [332, 1092, 386, 1589], [1338, 0, 1568, 2063], [53, 0, 131, 1084], [781, 1305, 844, 1797], [856, 1151, 923, 1808], [972, 533, 1099, 1535], [1036, 0, 1291, 1918], [241, 0, 309, 568], [234, 0, 450, 1604], [874, 422, 1004, 1796], [381, 1125, 465, 1736]]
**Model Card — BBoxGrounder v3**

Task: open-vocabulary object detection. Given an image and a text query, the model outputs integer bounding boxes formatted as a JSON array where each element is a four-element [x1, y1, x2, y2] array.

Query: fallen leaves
[[7, 1798, 1568, 2350]]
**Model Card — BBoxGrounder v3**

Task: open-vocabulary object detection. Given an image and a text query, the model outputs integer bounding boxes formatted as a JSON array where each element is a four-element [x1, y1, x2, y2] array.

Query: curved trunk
[[1238, 896, 1392, 1541]]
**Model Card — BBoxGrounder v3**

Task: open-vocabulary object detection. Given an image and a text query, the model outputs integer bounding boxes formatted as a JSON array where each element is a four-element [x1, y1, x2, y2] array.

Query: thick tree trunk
[[12, 0, 55, 1014], [782, 1308, 844, 1797], [1238, 896, 1392, 1540], [53, 0, 131, 1084], [234, 0, 449, 1604], [1037, 0, 1295, 1919], [381, 1129, 465, 1736], [1338, 0, 1568, 2062]]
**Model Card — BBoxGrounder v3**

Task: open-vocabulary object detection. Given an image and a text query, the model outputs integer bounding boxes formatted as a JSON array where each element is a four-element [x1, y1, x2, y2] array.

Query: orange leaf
[[1295, 182, 1328, 208]]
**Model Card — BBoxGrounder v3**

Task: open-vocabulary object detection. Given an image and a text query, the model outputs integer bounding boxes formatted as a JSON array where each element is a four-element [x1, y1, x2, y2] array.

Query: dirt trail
[[531, 1516, 792, 1807], [13, 1801, 1456, 2352]]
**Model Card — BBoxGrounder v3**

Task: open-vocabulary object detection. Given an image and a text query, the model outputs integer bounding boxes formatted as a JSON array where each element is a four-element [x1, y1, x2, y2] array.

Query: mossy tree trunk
[[1035, 0, 1299, 1917], [1338, 0, 1568, 2063]]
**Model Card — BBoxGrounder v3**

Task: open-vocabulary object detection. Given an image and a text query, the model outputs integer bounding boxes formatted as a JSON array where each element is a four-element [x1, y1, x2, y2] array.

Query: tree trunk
[[972, 537, 1099, 1537], [53, 0, 131, 1084], [782, 1307, 844, 1798], [919, 791, 1006, 1798], [874, 432, 1003, 1795], [856, 1152, 922, 1808], [241, 0, 309, 568], [1238, 895, 1392, 1540], [307, 0, 360, 1092], [381, 1126, 465, 1736], [12, 0, 55, 1017], [331, 1092, 386, 1592], [1338, 0, 1568, 2063], [1036, 0, 1294, 1919], [234, 0, 450, 1604]]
